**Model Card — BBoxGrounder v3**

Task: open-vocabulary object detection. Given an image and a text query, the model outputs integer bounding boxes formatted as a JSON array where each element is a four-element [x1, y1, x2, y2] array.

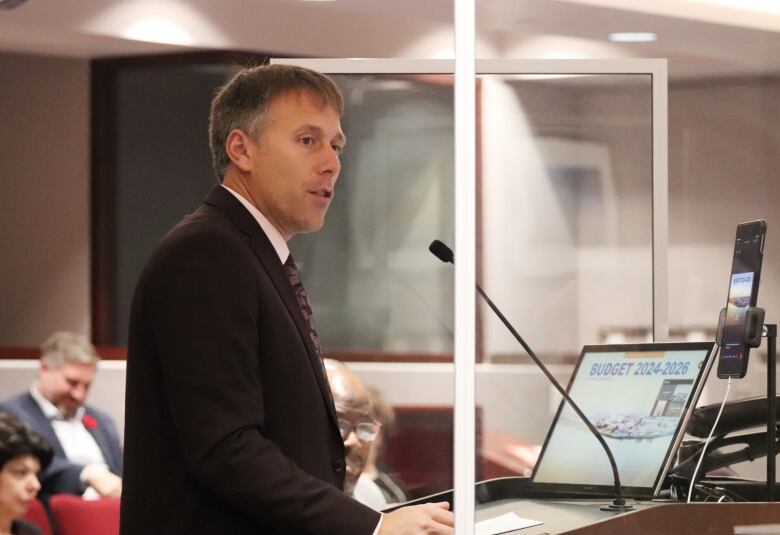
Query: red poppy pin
[[82, 414, 98, 430]]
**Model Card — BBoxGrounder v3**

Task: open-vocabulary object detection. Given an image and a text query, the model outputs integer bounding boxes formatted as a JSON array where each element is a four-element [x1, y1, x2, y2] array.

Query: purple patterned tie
[[284, 255, 327, 372]]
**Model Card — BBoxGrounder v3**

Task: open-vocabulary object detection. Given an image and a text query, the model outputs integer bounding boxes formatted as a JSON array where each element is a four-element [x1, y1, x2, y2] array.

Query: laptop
[[529, 342, 715, 499]]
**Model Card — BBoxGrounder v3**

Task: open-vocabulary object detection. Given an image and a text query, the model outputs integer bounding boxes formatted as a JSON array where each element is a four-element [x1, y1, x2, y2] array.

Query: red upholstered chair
[[21, 498, 52, 535], [49, 495, 120, 535]]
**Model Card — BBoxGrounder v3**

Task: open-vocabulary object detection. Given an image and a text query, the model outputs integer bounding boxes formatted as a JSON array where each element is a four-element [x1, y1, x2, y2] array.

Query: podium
[[477, 499, 780, 535], [390, 477, 780, 534]]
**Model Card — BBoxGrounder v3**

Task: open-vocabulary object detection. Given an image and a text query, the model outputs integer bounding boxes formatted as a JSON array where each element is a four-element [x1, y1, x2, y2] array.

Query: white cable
[[687, 376, 732, 503]]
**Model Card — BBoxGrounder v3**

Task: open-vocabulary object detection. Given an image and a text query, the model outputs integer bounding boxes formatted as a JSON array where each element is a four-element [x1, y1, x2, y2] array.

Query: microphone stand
[[430, 240, 632, 511]]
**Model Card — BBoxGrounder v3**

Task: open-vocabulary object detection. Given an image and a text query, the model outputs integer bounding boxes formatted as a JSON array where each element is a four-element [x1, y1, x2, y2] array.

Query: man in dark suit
[[120, 64, 453, 534], [0, 331, 123, 500]]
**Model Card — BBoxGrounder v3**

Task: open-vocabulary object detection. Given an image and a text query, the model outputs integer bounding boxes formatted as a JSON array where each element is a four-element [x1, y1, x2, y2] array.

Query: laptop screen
[[530, 342, 715, 498]]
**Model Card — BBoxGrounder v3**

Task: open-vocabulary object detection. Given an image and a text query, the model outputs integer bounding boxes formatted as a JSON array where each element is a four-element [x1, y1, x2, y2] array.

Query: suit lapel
[[21, 394, 67, 458], [251, 234, 338, 420], [203, 185, 339, 427]]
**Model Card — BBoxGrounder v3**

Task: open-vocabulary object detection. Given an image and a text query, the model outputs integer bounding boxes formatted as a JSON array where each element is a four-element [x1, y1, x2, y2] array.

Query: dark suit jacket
[[0, 392, 123, 498], [12, 518, 43, 535], [120, 185, 380, 534]]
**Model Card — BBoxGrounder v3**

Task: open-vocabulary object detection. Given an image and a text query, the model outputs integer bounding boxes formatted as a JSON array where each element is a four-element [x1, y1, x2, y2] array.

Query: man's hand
[[83, 464, 123, 497], [380, 501, 454, 535]]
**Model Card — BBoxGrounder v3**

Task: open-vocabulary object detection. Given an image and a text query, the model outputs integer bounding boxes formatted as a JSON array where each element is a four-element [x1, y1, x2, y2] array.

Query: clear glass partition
[[479, 73, 654, 364], [278, 58, 667, 532], [474, 62, 666, 533], [283, 66, 461, 503], [476, 70, 657, 488], [292, 74, 455, 355]]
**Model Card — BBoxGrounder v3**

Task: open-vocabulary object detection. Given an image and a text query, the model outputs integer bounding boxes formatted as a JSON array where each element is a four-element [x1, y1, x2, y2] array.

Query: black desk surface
[[476, 497, 657, 534]]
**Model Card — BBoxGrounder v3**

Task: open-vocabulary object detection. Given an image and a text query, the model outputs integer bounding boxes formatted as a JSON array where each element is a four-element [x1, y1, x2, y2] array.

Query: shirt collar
[[29, 384, 85, 421], [221, 184, 289, 265]]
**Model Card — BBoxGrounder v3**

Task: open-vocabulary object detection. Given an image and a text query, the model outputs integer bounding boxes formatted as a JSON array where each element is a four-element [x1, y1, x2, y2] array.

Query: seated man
[[355, 386, 408, 508], [322, 359, 380, 497], [0, 332, 122, 500]]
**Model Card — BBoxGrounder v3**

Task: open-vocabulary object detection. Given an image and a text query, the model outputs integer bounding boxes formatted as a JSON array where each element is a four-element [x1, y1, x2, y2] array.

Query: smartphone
[[717, 219, 767, 379]]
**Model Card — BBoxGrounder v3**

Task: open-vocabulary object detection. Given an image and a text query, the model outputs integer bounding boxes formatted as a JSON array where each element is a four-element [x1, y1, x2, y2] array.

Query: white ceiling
[[2, 0, 780, 79]]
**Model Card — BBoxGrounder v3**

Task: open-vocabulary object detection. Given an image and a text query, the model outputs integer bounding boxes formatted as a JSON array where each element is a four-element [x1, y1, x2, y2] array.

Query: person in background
[[0, 332, 122, 500], [353, 386, 408, 508], [0, 412, 53, 535], [322, 359, 380, 497]]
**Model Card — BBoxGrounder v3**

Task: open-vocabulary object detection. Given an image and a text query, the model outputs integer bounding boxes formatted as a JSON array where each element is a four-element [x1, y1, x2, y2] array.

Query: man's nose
[[71, 384, 87, 401], [319, 146, 341, 176], [343, 429, 359, 449]]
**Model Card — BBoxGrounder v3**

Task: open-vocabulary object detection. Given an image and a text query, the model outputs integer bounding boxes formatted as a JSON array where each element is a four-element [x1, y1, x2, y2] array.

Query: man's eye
[[332, 144, 344, 155], [300, 137, 314, 146]]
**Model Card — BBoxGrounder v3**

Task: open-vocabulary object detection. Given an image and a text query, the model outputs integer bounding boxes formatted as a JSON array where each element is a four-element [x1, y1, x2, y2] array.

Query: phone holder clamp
[[715, 307, 765, 348]]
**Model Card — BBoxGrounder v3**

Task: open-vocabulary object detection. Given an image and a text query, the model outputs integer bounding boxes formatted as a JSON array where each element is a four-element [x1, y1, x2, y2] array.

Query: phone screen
[[717, 220, 766, 378]]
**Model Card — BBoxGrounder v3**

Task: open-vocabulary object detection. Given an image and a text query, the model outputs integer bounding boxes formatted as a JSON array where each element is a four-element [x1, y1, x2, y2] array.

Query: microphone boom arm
[[429, 239, 630, 510], [476, 285, 626, 506]]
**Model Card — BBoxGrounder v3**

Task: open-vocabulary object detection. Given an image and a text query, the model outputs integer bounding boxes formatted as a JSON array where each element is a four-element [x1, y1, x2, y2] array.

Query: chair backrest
[[21, 498, 52, 535], [49, 494, 120, 535], [384, 405, 483, 499]]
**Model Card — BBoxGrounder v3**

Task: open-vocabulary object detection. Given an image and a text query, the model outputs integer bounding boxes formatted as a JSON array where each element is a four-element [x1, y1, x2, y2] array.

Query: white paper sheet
[[475, 512, 544, 535], [734, 525, 780, 535]]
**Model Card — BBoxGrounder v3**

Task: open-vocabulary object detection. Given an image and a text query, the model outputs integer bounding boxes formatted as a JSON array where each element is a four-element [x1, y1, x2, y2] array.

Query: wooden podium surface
[[476, 499, 780, 534]]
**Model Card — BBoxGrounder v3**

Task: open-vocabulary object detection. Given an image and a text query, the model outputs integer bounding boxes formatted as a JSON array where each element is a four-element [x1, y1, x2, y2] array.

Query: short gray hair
[[40, 331, 100, 367], [208, 63, 344, 180]]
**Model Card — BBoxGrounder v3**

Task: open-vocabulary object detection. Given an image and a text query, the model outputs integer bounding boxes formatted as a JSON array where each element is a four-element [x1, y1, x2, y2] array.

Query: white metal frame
[[479, 58, 669, 342], [454, 0, 477, 530], [273, 56, 668, 533]]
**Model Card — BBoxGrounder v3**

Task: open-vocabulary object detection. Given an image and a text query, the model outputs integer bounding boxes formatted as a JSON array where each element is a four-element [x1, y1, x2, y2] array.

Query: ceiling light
[[121, 18, 194, 46], [608, 32, 657, 42], [693, 0, 780, 15]]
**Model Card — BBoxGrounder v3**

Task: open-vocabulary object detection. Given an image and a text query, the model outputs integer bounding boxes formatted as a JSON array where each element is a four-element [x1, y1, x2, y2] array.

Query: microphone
[[429, 239, 454, 264], [428, 239, 632, 511]]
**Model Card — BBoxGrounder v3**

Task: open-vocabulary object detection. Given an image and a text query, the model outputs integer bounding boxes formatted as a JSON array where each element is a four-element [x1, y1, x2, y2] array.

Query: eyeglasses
[[338, 418, 381, 442]]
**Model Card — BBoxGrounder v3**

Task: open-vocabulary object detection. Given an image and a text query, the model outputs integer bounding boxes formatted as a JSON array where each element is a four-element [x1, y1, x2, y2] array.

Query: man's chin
[[296, 220, 325, 235], [57, 405, 79, 419], [344, 465, 362, 493]]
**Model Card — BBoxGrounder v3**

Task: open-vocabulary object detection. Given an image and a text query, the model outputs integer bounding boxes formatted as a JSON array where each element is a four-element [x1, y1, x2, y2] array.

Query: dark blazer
[[0, 392, 123, 498], [12, 518, 43, 535], [120, 186, 380, 534]]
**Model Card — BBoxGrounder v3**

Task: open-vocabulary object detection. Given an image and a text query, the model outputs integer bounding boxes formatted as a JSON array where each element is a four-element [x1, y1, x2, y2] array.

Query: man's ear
[[225, 129, 256, 173]]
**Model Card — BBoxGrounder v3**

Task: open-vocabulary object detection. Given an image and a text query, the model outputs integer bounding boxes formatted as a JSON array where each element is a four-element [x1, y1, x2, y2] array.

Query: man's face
[[0, 454, 41, 519], [243, 90, 345, 240], [336, 400, 374, 495], [37, 361, 96, 418]]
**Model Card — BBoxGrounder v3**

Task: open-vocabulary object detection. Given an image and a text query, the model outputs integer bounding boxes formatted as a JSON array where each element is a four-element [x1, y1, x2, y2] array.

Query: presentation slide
[[533, 348, 709, 488], [726, 271, 754, 326]]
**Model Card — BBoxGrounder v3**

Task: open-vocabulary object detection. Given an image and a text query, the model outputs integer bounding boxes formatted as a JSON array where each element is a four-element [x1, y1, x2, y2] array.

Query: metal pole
[[767, 324, 777, 501], [453, 0, 476, 532]]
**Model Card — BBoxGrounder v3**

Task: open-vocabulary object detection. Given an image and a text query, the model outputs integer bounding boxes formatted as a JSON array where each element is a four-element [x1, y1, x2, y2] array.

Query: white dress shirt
[[30, 385, 108, 497], [222, 185, 289, 264], [354, 473, 390, 510]]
